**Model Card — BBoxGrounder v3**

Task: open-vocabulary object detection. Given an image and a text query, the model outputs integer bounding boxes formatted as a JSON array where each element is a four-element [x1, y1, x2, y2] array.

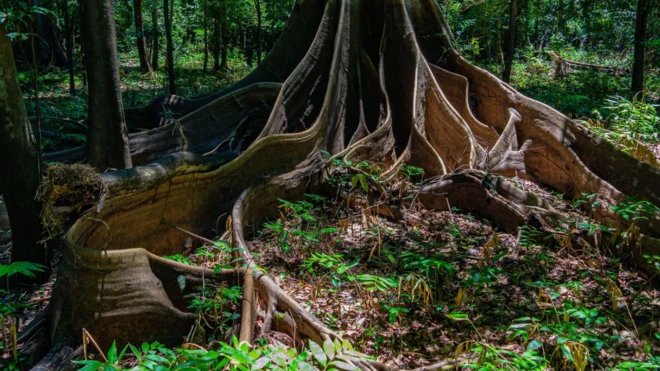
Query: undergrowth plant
[[0, 262, 46, 364], [74, 337, 373, 371]]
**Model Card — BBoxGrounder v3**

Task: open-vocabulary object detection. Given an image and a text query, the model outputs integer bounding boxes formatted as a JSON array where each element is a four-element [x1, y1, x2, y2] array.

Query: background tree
[[151, 0, 159, 70], [502, 0, 517, 82], [134, 0, 152, 73], [632, 0, 651, 93], [163, 0, 175, 94], [0, 24, 47, 281], [63, 0, 75, 95], [79, 0, 133, 170]]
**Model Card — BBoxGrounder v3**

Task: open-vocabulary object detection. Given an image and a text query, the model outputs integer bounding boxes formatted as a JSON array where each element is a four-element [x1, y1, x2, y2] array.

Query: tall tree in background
[[632, 0, 650, 93], [203, 0, 209, 73], [255, 0, 262, 65], [80, 0, 133, 170], [151, 0, 159, 70], [221, 10, 228, 69], [213, 13, 221, 71], [164, 0, 176, 94], [0, 24, 48, 281], [63, 0, 75, 95], [134, 0, 153, 73], [502, 0, 517, 83]]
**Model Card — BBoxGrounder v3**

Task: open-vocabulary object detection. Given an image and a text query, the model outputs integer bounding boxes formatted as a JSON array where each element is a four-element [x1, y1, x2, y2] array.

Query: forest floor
[[241, 162, 660, 370], [64, 158, 660, 370]]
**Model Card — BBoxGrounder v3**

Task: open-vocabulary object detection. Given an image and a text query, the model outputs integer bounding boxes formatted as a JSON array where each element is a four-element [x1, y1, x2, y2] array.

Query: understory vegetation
[[34, 158, 660, 370]]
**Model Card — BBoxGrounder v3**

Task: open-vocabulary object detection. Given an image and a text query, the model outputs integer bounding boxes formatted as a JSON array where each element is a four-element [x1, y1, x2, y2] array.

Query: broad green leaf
[[108, 341, 118, 364], [73, 360, 103, 371], [145, 354, 170, 364], [527, 339, 543, 351], [323, 339, 335, 360], [252, 356, 270, 370], [560, 345, 574, 362], [309, 340, 327, 366], [298, 361, 316, 371], [329, 361, 357, 371]]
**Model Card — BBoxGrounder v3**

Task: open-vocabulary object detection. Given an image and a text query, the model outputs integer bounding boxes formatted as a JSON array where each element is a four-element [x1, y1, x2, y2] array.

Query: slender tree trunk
[[30, 14, 43, 172], [213, 14, 220, 71], [221, 17, 228, 69], [255, 0, 262, 65], [64, 0, 75, 95], [203, 0, 209, 73], [134, 0, 153, 73], [632, 0, 650, 94], [533, 15, 539, 48], [151, 0, 160, 70], [245, 26, 254, 67], [502, 0, 517, 83], [164, 0, 176, 94], [0, 24, 48, 280], [79, 0, 133, 170]]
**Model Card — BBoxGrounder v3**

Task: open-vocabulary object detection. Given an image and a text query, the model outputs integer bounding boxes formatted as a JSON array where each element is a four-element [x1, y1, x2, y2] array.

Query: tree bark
[[79, 0, 133, 170], [151, 0, 159, 70], [134, 0, 153, 74], [0, 25, 48, 281], [632, 0, 650, 93], [164, 0, 176, 94], [502, 0, 517, 83]]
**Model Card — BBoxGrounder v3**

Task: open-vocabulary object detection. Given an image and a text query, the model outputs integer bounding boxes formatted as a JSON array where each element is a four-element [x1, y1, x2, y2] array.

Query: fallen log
[[547, 50, 630, 76]]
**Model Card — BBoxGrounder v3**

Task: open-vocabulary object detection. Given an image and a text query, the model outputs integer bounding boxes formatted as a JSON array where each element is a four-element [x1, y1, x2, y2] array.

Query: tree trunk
[[164, 0, 176, 94], [244, 26, 253, 67], [632, 0, 650, 93], [502, 0, 517, 83], [213, 14, 220, 71], [203, 0, 209, 73], [64, 0, 75, 95], [134, 0, 153, 74], [33, 0, 660, 368], [0, 25, 48, 281], [79, 0, 133, 170], [151, 0, 159, 70], [34, 0, 68, 67], [221, 17, 228, 69], [255, 0, 262, 65]]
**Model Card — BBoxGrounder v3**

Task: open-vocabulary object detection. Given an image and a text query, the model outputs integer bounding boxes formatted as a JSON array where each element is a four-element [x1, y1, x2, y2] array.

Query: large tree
[[163, 0, 176, 94], [502, 0, 517, 83], [632, 0, 651, 93], [134, 0, 153, 74], [30, 0, 660, 369], [151, 0, 160, 70], [0, 25, 48, 281], [79, 0, 133, 170]]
